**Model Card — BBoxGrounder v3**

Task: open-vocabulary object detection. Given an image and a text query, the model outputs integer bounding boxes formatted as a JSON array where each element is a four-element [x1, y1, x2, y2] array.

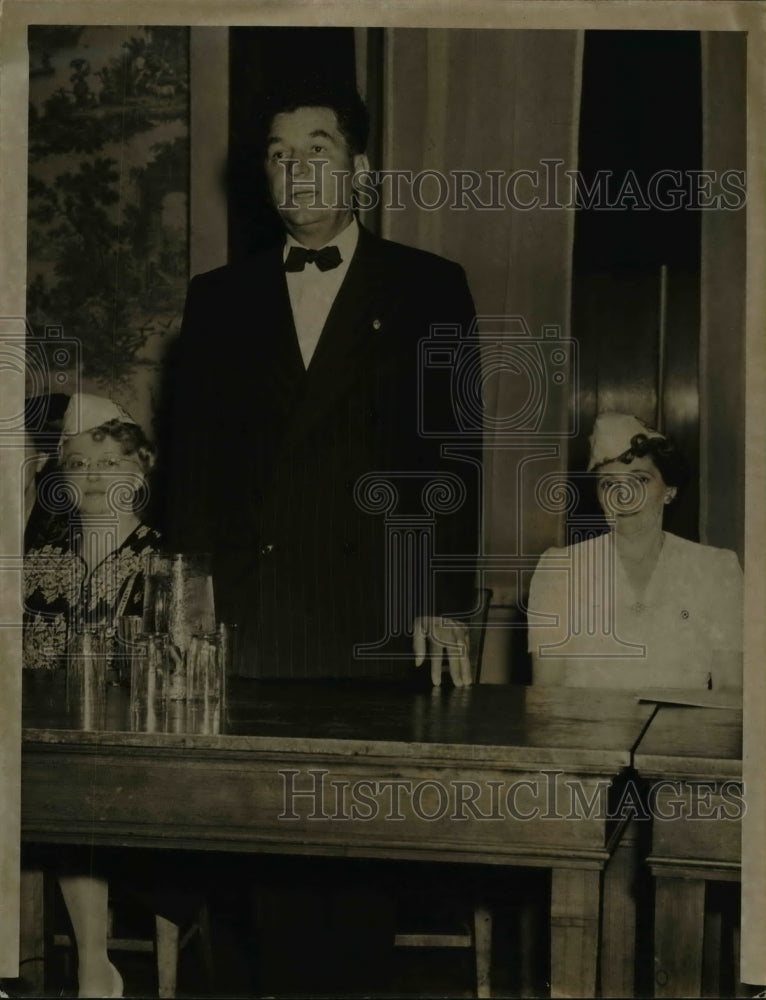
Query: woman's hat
[[58, 392, 138, 451], [588, 412, 665, 470]]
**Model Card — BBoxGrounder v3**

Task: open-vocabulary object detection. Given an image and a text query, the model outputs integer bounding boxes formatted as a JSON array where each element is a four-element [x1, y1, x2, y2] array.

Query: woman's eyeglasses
[[61, 454, 140, 472]]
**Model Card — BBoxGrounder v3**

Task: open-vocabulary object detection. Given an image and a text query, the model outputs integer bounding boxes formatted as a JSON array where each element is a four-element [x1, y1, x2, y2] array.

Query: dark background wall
[[570, 30, 702, 542]]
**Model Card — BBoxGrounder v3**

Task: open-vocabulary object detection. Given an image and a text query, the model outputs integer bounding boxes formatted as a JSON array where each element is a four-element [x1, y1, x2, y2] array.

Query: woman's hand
[[413, 616, 472, 687]]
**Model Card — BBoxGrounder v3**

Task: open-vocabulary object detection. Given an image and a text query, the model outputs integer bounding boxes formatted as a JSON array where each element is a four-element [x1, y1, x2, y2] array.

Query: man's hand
[[413, 616, 472, 688]]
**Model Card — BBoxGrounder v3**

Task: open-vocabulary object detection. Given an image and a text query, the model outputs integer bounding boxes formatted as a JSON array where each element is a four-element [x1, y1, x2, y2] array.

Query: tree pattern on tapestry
[[27, 26, 189, 387]]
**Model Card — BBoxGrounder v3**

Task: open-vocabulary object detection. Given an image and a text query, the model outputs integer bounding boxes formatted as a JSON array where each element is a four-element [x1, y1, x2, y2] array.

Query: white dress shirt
[[283, 217, 359, 368]]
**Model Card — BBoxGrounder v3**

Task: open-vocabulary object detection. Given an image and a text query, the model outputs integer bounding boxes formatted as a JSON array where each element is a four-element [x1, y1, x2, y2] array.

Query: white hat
[[587, 412, 665, 471], [58, 393, 138, 452]]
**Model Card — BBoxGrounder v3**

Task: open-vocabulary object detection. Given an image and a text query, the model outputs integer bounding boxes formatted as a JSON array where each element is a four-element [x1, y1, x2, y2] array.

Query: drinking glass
[[186, 632, 222, 735], [167, 640, 188, 702], [66, 627, 109, 730], [143, 552, 215, 654], [142, 553, 172, 634], [129, 632, 168, 733], [217, 622, 238, 719], [116, 615, 143, 687]]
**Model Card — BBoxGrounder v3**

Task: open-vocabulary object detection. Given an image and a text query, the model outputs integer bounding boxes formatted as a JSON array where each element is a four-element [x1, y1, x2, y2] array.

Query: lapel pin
[[372, 318, 382, 331]]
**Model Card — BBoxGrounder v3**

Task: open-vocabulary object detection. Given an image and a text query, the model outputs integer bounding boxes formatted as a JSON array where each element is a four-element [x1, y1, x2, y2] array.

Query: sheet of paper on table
[[636, 688, 742, 710]]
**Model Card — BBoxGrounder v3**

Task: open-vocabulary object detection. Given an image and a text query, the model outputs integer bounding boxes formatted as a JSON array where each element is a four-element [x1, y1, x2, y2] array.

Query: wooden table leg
[[732, 924, 750, 998], [155, 914, 180, 1000], [473, 903, 492, 999], [550, 868, 601, 998], [702, 905, 722, 997], [519, 894, 545, 998], [600, 822, 638, 997], [19, 870, 46, 994], [654, 877, 705, 998]]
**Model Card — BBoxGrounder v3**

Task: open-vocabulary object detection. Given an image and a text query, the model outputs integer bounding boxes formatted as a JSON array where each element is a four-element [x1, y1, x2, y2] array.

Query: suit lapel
[[305, 226, 382, 376], [250, 246, 304, 377], [277, 226, 388, 454]]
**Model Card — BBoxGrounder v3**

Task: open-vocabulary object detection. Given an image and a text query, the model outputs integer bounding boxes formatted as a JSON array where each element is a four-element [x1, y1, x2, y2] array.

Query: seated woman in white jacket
[[527, 412, 743, 692]]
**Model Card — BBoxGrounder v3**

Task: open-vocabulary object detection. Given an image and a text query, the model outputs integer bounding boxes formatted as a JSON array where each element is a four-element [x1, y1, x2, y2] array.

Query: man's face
[[264, 106, 368, 244]]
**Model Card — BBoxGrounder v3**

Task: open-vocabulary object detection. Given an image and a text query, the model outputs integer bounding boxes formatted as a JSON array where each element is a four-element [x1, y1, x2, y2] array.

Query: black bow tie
[[284, 244, 342, 273]]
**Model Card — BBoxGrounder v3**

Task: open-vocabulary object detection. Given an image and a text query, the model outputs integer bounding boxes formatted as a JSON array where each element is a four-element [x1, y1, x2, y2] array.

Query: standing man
[[165, 83, 479, 685]]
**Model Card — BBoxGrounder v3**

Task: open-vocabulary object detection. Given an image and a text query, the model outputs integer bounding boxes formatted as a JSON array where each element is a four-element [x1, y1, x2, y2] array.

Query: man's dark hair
[[258, 81, 369, 157]]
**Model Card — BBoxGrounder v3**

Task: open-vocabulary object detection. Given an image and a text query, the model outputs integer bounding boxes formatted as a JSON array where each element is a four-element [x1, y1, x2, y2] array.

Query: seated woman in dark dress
[[24, 392, 160, 998]]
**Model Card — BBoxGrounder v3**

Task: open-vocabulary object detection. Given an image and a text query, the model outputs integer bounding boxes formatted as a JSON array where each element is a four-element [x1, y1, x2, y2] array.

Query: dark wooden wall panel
[[571, 31, 702, 541]]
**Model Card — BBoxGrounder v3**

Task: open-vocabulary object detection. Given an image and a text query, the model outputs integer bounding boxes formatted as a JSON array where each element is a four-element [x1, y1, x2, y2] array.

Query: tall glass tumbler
[[142, 552, 172, 634], [186, 632, 222, 735], [217, 622, 238, 722], [143, 552, 215, 653], [66, 627, 109, 730], [129, 632, 168, 733], [116, 615, 144, 687]]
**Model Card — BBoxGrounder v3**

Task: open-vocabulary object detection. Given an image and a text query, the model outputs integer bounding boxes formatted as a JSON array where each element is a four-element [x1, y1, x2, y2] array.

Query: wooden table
[[634, 705, 743, 998], [21, 675, 656, 998]]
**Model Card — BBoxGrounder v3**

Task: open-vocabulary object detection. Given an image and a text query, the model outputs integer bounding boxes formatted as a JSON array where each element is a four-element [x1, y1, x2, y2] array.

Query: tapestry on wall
[[26, 25, 189, 435]]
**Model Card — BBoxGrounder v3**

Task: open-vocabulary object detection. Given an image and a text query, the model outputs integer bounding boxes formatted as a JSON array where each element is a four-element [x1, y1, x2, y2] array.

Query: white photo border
[[1, 0, 764, 985]]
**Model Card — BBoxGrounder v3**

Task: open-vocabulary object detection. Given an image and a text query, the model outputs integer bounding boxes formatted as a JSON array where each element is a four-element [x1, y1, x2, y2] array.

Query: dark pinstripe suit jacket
[[164, 225, 479, 678]]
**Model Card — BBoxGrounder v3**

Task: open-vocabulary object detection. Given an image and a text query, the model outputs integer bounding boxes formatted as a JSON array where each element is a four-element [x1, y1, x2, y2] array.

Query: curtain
[[377, 29, 583, 679], [699, 33, 746, 559], [190, 28, 229, 278]]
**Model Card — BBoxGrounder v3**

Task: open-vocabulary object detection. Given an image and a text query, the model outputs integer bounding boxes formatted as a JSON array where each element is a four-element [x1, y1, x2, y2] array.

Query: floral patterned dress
[[23, 522, 162, 670]]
